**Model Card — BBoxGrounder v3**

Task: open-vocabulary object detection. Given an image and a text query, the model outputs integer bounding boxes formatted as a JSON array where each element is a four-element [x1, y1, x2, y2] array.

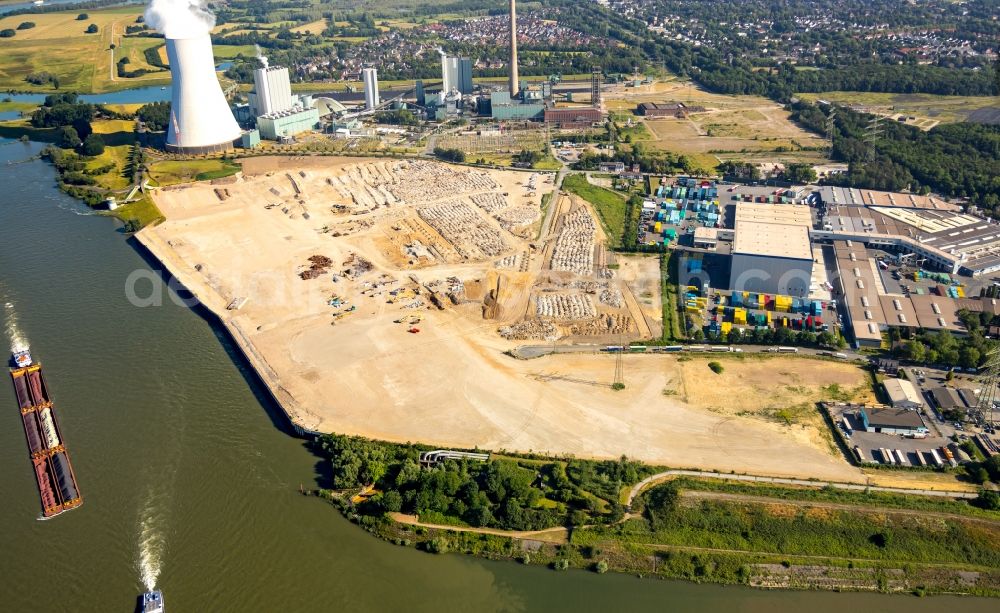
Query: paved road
[[901, 366, 946, 437], [512, 343, 862, 360], [625, 469, 979, 508]]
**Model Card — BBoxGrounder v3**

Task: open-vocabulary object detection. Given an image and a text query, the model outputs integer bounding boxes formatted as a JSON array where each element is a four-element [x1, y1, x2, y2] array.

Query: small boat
[[12, 348, 31, 369], [140, 590, 165, 613], [160, 86, 166, 90]]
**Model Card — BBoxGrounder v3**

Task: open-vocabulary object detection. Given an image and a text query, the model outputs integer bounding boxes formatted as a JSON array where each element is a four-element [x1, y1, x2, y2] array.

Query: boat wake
[[137, 500, 165, 592], [3, 301, 28, 354]]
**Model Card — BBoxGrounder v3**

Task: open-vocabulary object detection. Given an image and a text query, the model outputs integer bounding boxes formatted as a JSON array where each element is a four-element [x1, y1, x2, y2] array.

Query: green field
[[0, 8, 173, 93], [563, 174, 628, 249], [0, 7, 260, 93], [147, 159, 242, 186], [111, 193, 164, 228]]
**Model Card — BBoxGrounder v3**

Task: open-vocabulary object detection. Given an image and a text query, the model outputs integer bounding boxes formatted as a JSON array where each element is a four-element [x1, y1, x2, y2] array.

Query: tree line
[[790, 100, 1000, 212], [313, 434, 654, 531]]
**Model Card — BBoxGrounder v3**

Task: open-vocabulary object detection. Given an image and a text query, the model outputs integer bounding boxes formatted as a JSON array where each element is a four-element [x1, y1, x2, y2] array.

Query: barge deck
[[10, 352, 82, 518]]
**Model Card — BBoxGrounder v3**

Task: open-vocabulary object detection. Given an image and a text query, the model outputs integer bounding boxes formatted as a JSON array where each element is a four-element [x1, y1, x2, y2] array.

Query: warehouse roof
[[930, 387, 965, 410], [693, 227, 719, 242], [862, 407, 926, 429], [733, 221, 812, 260], [909, 294, 963, 332], [883, 378, 922, 406], [818, 186, 958, 210], [732, 202, 813, 260], [734, 202, 812, 227]]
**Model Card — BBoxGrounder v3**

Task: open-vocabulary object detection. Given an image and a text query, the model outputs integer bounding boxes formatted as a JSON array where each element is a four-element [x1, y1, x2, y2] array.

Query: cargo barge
[[9, 349, 82, 518]]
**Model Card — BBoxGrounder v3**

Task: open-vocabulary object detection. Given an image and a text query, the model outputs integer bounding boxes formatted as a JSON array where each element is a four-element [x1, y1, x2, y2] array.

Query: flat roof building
[[636, 102, 704, 117], [859, 406, 928, 435], [257, 106, 320, 141], [544, 107, 603, 129], [693, 227, 719, 250], [930, 387, 965, 412], [883, 378, 923, 410], [730, 203, 814, 297]]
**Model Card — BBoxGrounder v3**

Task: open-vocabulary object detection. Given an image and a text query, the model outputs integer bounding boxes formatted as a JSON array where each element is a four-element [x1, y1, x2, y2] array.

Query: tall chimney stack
[[509, 0, 519, 97]]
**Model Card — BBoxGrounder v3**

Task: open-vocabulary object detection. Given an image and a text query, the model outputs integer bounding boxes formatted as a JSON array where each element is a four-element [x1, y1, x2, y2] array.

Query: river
[[0, 137, 994, 611]]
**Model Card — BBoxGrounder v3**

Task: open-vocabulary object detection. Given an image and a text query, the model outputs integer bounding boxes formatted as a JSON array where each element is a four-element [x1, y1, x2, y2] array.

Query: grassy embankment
[[0, 101, 169, 227], [572, 480, 1000, 594], [309, 433, 1000, 595], [562, 173, 628, 249], [660, 251, 684, 342], [146, 159, 241, 186]]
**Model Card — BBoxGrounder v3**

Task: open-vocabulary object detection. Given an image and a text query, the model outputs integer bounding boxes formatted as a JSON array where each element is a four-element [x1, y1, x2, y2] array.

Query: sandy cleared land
[[140, 157, 873, 482]]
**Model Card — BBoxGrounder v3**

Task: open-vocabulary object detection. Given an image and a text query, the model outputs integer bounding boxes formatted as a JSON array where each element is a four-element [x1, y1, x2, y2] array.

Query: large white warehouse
[[729, 203, 814, 297]]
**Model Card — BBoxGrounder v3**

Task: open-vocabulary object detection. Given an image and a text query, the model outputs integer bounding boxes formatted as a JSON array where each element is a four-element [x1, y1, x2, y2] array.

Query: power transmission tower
[[864, 114, 883, 162], [613, 335, 624, 389], [825, 108, 837, 157], [975, 347, 1000, 428]]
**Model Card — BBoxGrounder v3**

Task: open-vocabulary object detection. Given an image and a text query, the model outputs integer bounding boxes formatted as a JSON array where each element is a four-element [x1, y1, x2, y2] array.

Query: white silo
[[146, 0, 241, 153]]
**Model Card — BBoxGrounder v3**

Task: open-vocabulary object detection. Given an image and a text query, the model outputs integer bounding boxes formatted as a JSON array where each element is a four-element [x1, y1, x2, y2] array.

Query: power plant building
[[362, 68, 380, 110], [489, 91, 543, 120], [442, 56, 474, 95], [257, 107, 320, 141], [251, 66, 293, 116]]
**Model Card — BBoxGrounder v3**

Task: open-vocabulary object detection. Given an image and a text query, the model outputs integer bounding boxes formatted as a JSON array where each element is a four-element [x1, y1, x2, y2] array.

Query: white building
[[362, 68, 380, 110], [729, 203, 815, 297], [252, 66, 293, 117], [441, 56, 473, 95], [883, 378, 923, 410], [441, 56, 456, 94]]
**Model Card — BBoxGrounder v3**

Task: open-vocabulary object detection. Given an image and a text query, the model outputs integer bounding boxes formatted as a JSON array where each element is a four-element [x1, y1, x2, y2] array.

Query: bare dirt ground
[[604, 79, 829, 166], [141, 156, 872, 482]]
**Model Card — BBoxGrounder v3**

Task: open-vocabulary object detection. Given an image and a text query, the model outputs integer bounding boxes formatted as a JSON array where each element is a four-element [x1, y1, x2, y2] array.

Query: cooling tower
[[165, 34, 241, 153]]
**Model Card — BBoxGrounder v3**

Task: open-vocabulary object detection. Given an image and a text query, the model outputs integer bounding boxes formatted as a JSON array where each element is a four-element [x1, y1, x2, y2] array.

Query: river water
[[0, 137, 995, 611]]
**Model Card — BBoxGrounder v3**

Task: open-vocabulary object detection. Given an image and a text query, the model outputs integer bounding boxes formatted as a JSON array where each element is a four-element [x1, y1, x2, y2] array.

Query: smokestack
[[509, 0, 519, 97], [146, 0, 241, 153]]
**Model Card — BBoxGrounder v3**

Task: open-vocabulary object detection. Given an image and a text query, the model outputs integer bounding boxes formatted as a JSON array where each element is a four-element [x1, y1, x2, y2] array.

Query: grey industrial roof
[[863, 407, 926, 428], [930, 387, 965, 410], [819, 186, 958, 210]]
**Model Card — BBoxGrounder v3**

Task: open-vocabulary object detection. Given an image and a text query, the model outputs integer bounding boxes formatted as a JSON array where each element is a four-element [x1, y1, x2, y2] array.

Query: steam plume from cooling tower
[[144, 0, 215, 39], [255, 44, 269, 69]]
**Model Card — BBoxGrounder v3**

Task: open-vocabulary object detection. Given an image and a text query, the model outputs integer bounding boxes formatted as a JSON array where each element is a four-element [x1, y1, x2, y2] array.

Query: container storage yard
[[9, 351, 82, 518]]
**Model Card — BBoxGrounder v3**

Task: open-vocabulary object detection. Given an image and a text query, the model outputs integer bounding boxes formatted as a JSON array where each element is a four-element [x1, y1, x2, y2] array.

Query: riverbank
[[300, 438, 1000, 597]]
